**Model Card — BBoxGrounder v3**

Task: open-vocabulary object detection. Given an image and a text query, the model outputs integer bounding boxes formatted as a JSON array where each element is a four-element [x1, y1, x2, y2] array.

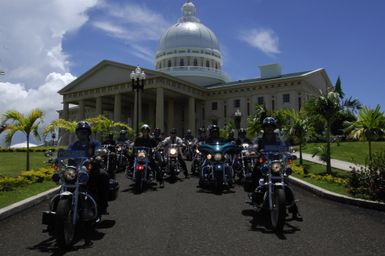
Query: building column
[[96, 96, 102, 116], [156, 87, 164, 132], [63, 102, 69, 120], [78, 99, 85, 120], [114, 94, 122, 122], [167, 99, 175, 131], [188, 97, 196, 135]]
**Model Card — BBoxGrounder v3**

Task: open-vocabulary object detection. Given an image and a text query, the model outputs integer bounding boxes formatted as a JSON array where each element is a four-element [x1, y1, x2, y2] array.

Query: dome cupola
[[155, 0, 228, 86]]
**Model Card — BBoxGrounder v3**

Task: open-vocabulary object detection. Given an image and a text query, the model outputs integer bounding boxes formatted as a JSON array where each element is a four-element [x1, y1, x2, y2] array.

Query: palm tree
[[246, 104, 267, 137], [86, 115, 133, 138], [283, 109, 312, 165], [43, 118, 78, 144], [2, 109, 44, 171], [305, 89, 341, 174], [344, 105, 385, 161]]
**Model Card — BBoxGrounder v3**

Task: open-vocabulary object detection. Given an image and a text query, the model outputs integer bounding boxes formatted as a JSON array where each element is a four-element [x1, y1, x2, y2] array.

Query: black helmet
[[238, 128, 246, 137], [76, 121, 91, 134], [140, 124, 151, 132], [119, 129, 127, 135], [209, 125, 219, 136], [170, 128, 177, 135], [186, 129, 192, 134], [198, 127, 206, 134], [262, 117, 277, 128], [154, 128, 161, 136]]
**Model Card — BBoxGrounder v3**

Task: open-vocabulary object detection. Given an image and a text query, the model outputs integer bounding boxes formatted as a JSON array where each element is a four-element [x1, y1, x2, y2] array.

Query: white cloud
[[240, 28, 281, 55], [92, 2, 170, 63], [0, 0, 99, 88]]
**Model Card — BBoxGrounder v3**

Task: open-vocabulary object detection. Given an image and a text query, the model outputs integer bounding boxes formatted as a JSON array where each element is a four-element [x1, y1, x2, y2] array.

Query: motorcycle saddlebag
[[108, 178, 119, 201], [42, 211, 56, 225], [243, 174, 256, 192]]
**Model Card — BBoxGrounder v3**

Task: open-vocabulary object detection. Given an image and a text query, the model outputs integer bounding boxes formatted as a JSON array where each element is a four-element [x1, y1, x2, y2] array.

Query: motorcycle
[[100, 144, 116, 178], [182, 139, 194, 161], [237, 143, 258, 183], [130, 146, 154, 193], [115, 143, 129, 173], [164, 143, 181, 181], [42, 149, 99, 248], [250, 145, 296, 232], [190, 147, 202, 175], [198, 142, 240, 193]]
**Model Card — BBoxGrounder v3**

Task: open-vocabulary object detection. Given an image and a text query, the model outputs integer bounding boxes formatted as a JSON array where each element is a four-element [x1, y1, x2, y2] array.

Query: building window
[[194, 58, 198, 66], [206, 60, 210, 68], [212, 102, 218, 110], [298, 97, 302, 110], [234, 99, 240, 108], [257, 96, 264, 106], [283, 93, 290, 103], [180, 59, 185, 66], [167, 60, 171, 67]]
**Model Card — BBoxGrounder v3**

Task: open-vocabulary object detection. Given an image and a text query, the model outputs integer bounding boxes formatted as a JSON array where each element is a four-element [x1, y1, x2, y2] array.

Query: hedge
[[0, 167, 54, 191], [0, 146, 66, 153]]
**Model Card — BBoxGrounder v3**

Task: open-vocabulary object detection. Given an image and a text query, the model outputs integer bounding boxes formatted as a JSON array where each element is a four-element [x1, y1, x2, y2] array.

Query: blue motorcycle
[[198, 141, 240, 193]]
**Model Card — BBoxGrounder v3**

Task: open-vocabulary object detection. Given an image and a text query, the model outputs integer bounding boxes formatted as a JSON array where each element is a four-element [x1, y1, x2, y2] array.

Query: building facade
[[58, 1, 332, 138]]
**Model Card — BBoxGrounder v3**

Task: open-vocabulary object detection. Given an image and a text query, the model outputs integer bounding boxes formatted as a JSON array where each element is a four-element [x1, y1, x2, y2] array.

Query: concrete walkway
[[293, 152, 365, 171]]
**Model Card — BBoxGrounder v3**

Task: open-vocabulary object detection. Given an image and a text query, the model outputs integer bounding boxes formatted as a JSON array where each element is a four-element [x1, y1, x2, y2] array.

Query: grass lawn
[[299, 141, 385, 165], [0, 181, 58, 208], [292, 160, 351, 196], [0, 151, 48, 177]]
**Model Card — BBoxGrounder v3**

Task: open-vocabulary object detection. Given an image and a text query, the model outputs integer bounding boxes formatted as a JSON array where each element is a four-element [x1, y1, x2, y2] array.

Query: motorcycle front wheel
[[269, 188, 286, 233], [55, 198, 76, 249]]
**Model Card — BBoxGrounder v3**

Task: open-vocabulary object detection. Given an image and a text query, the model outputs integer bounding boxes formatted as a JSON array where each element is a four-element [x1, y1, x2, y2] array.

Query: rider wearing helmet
[[254, 117, 302, 221], [183, 129, 194, 141], [116, 129, 130, 144], [205, 125, 224, 144], [153, 128, 163, 144], [226, 129, 236, 143], [68, 121, 109, 215], [159, 128, 190, 178], [133, 124, 163, 187], [236, 128, 252, 145]]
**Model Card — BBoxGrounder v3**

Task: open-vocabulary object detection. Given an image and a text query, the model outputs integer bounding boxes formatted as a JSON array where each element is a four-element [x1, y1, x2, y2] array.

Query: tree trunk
[[299, 143, 303, 165], [368, 140, 372, 162], [326, 121, 332, 175], [26, 134, 30, 171]]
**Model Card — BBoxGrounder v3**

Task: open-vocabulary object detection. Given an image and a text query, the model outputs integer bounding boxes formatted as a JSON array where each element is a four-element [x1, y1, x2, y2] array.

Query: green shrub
[[0, 167, 54, 191], [349, 151, 385, 202]]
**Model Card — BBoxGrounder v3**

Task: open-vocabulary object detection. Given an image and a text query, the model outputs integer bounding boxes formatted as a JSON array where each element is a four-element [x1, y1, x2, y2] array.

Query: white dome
[[154, 1, 227, 86], [157, 22, 220, 52]]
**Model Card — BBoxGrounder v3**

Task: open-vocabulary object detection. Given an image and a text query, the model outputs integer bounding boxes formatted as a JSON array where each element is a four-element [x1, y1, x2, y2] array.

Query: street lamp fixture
[[234, 108, 242, 130], [130, 66, 146, 137]]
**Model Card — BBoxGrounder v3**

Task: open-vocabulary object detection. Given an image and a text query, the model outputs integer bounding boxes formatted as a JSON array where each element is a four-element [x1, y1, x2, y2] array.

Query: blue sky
[[0, 0, 384, 145]]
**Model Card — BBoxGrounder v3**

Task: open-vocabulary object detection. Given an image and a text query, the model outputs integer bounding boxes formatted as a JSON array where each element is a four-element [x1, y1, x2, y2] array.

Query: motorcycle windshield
[[56, 149, 88, 166]]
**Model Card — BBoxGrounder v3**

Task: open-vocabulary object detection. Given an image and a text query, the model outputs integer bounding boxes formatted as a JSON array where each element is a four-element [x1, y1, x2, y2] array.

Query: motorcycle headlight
[[78, 168, 89, 184], [207, 154, 212, 160], [169, 148, 177, 156], [195, 149, 200, 154], [64, 167, 76, 181], [214, 153, 222, 161], [244, 151, 250, 157], [271, 162, 283, 173]]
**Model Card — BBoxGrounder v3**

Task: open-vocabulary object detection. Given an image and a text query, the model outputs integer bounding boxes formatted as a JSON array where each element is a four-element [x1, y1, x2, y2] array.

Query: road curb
[[289, 176, 385, 212], [0, 186, 60, 221]]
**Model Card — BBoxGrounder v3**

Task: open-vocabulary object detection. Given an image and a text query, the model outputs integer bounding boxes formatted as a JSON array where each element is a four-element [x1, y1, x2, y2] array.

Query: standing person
[[159, 128, 190, 178], [68, 121, 109, 216], [133, 124, 163, 187]]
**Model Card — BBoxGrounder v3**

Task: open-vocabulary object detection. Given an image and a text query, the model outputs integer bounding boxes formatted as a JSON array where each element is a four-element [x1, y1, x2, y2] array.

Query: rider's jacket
[[134, 136, 158, 148], [183, 135, 194, 141], [255, 132, 288, 151], [115, 138, 130, 145], [235, 137, 252, 145], [68, 140, 101, 157], [159, 136, 184, 151]]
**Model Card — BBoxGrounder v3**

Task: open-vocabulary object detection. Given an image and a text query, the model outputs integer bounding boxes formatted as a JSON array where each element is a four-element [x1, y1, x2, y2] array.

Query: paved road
[[1, 163, 385, 256]]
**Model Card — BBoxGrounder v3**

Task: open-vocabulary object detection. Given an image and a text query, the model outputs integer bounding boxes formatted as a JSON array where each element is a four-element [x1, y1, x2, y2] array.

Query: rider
[[159, 128, 190, 178], [153, 128, 163, 144], [205, 125, 225, 144], [133, 124, 163, 187], [116, 129, 130, 145], [236, 128, 252, 145], [183, 129, 194, 141], [102, 132, 116, 146], [254, 117, 303, 221], [68, 121, 109, 216]]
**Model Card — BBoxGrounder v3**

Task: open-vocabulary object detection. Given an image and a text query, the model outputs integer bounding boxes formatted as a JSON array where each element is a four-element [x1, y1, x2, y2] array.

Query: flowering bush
[[0, 167, 54, 191], [349, 151, 385, 202]]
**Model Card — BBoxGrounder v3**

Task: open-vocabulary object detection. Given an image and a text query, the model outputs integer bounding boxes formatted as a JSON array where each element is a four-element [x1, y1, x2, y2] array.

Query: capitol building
[[59, 0, 332, 137]]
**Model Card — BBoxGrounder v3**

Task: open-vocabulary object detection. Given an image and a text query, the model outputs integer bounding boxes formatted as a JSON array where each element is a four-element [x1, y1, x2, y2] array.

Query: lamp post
[[130, 66, 146, 137], [234, 108, 242, 138], [51, 132, 56, 146]]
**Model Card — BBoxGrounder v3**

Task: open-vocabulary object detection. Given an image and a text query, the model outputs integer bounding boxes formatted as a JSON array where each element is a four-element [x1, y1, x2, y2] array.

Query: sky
[[0, 0, 384, 145]]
